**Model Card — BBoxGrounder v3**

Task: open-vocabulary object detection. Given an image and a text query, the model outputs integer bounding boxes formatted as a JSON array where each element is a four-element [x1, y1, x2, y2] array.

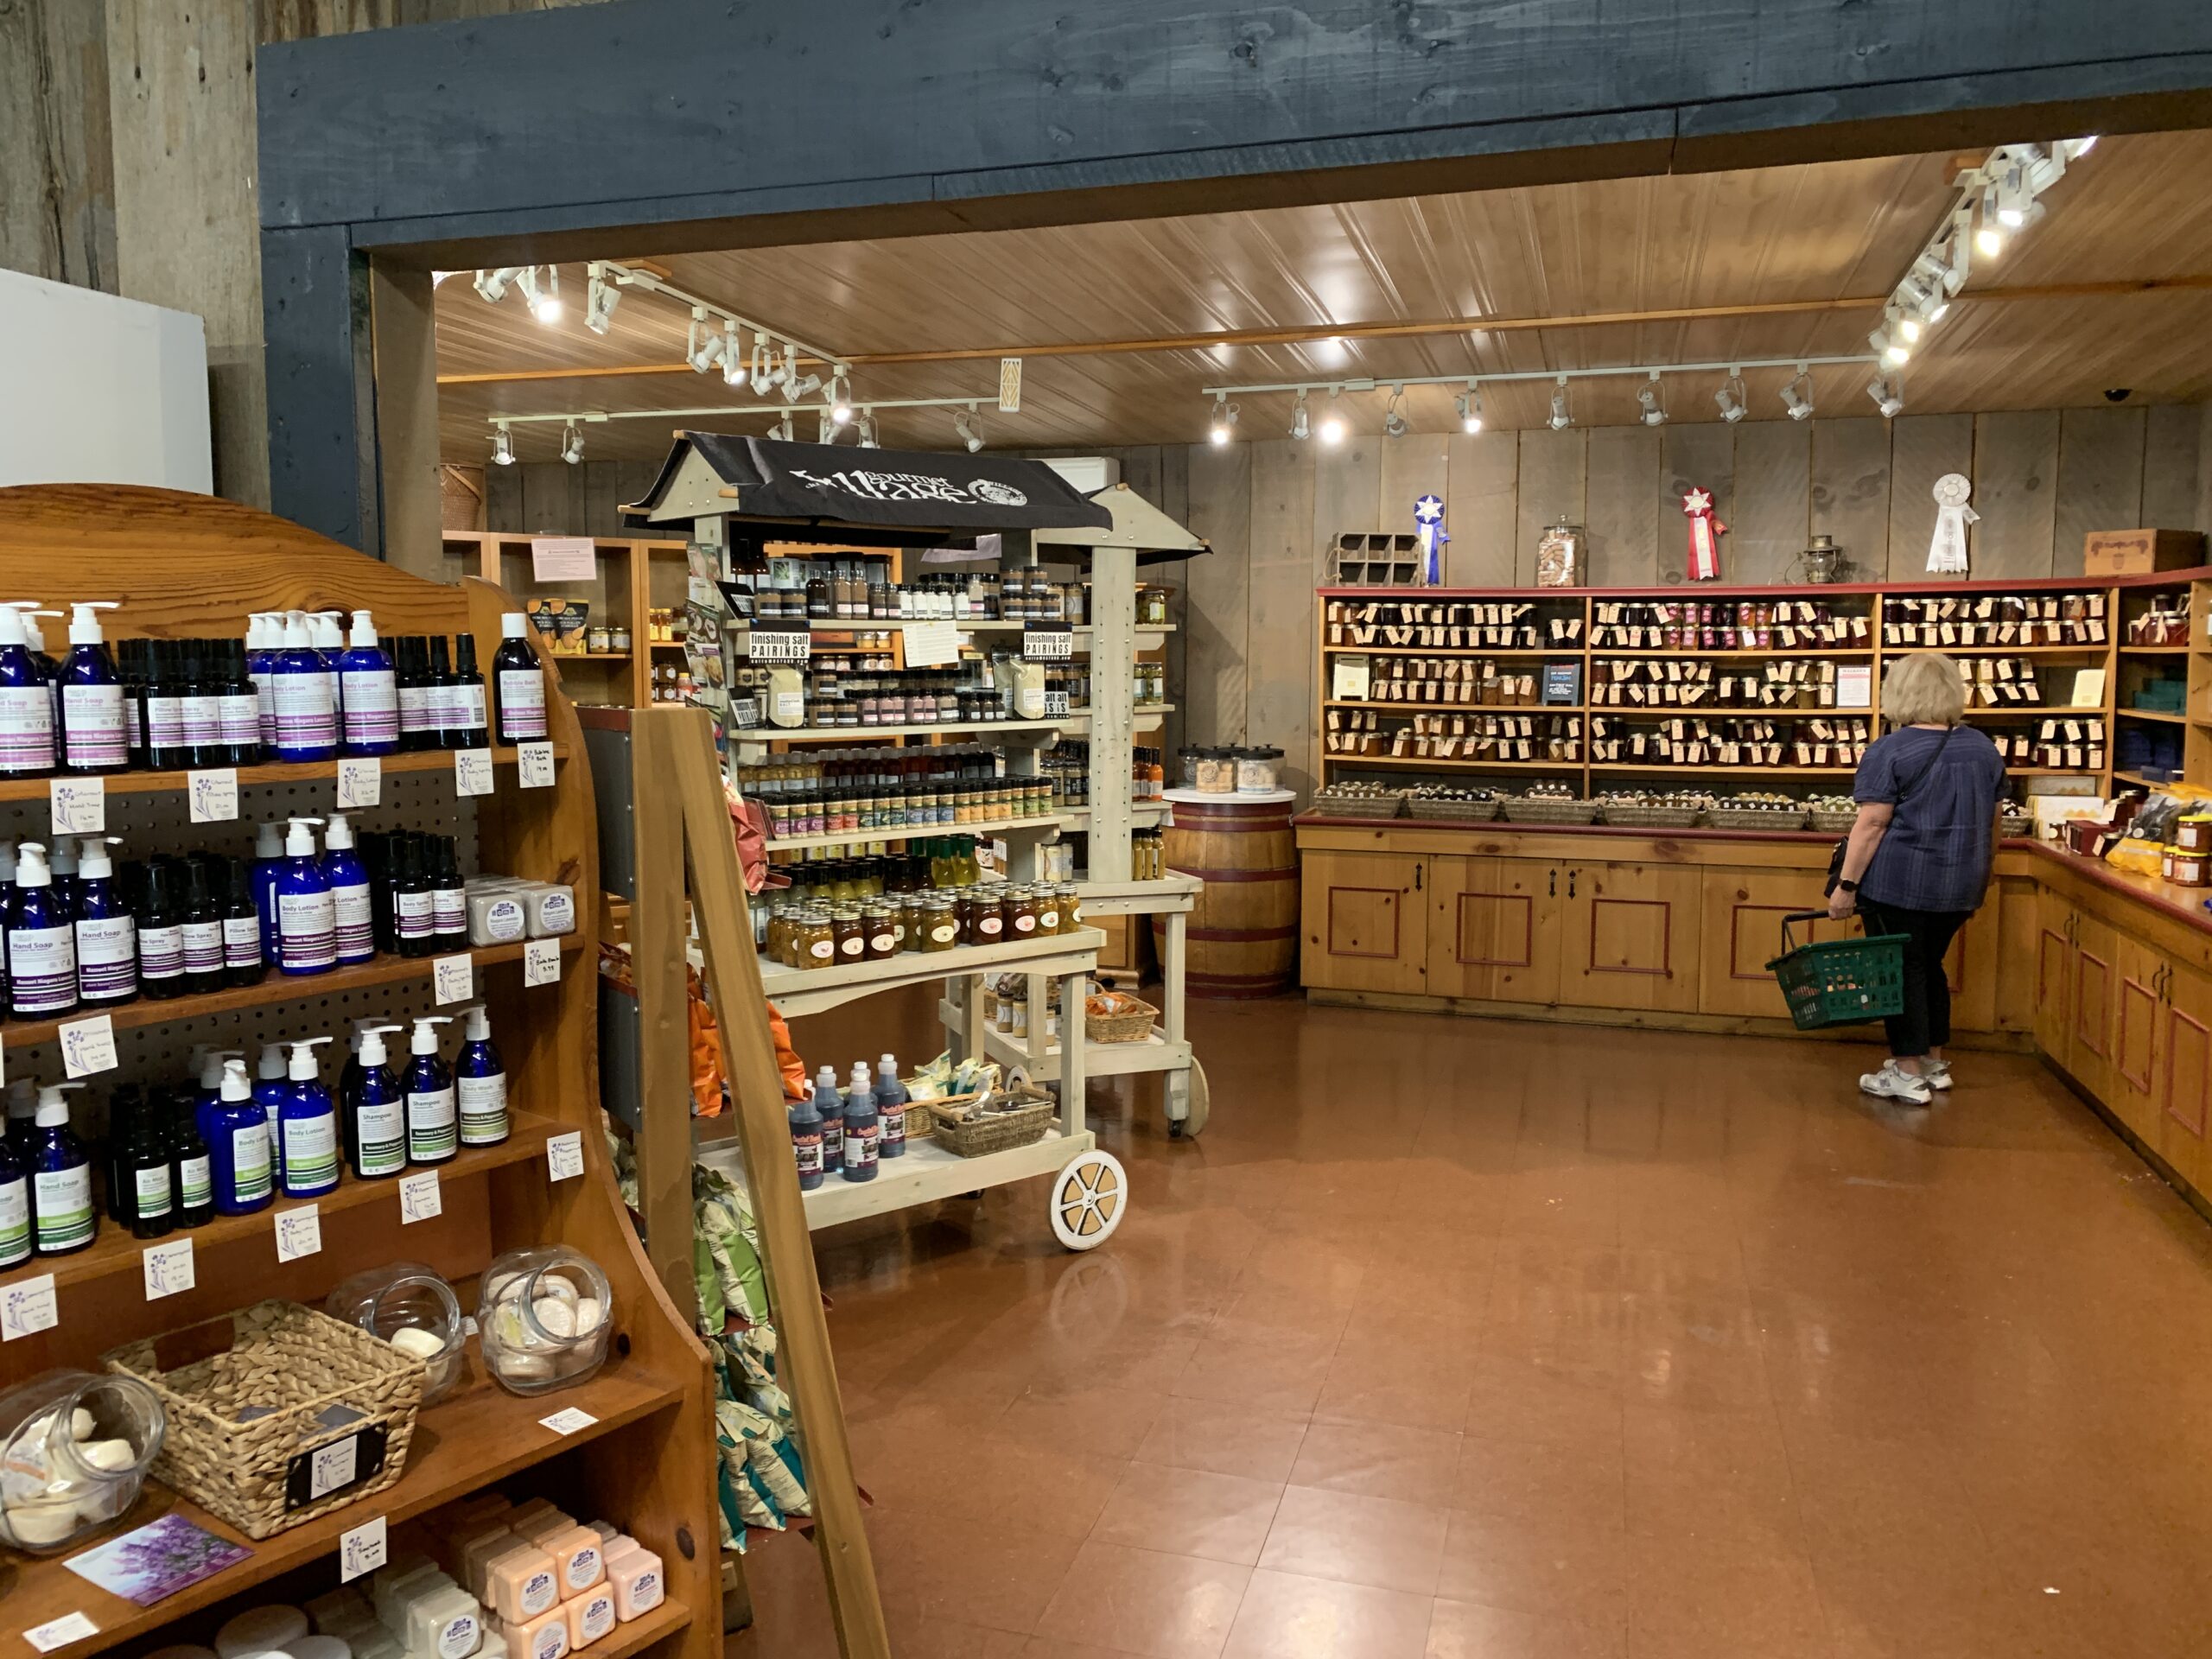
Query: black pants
[[1857, 900, 1972, 1058]]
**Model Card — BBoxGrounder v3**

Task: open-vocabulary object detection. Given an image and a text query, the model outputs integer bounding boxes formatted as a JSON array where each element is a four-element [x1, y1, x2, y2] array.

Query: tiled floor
[[734, 1001, 2212, 1657]]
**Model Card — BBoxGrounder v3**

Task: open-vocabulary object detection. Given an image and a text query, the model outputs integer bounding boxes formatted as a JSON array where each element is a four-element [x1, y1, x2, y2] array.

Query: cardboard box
[[2083, 528, 2206, 575]]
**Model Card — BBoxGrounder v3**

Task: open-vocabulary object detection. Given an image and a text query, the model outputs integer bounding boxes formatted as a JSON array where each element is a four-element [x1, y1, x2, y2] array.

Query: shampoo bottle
[[207, 1057, 273, 1215], [811, 1065, 844, 1174], [271, 611, 338, 760], [841, 1063, 879, 1183], [72, 835, 136, 1005], [454, 1003, 510, 1148], [874, 1054, 908, 1160], [276, 817, 337, 975], [58, 601, 126, 772], [0, 1122, 29, 1268], [0, 602, 56, 776], [277, 1036, 340, 1198], [323, 812, 375, 964], [404, 1014, 457, 1165], [7, 841, 77, 1018], [493, 613, 550, 742], [28, 1082, 93, 1255], [348, 1023, 407, 1179], [339, 609, 399, 755]]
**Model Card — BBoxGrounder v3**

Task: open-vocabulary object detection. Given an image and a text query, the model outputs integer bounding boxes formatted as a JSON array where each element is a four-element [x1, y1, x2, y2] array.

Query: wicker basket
[[1806, 809, 1859, 835], [104, 1300, 423, 1540], [1706, 807, 1810, 832], [1596, 804, 1705, 829], [1405, 798, 1501, 822], [1087, 992, 1159, 1044], [1313, 792, 1403, 820], [928, 1094, 1054, 1157], [1499, 798, 1599, 825]]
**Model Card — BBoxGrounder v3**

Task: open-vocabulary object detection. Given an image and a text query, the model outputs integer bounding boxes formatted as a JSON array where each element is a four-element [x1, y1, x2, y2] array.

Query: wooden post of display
[[640, 705, 892, 1659]]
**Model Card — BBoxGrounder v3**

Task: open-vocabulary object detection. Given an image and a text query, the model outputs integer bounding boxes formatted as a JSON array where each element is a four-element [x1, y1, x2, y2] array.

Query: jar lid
[[1245, 746, 1284, 760]]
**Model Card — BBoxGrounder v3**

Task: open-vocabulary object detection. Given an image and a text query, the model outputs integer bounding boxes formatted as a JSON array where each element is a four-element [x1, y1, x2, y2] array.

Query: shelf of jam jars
[[743, 715, 1071, 744], [762, 812, 1072, 854], [758, 923, 1107, 1019]]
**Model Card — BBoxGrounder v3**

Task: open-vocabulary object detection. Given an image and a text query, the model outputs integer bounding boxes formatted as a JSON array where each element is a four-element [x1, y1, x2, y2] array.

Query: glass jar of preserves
[[969, 887, 1006, 946], [920, 894, 961, 952], [795, 907, 836, 970], [1060, 883, 1084, 931], [863, 901, 899, 961], [1035, 886, 1062, 936], [831, 904, 867, 964], [1004, 884, 1039, 939]]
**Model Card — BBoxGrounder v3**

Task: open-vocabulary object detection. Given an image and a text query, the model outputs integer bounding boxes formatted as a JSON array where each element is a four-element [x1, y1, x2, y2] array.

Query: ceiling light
[[817, 410, 837, 444], [1548, 376, 1571, 431], [2069, 135, 2098, 156], [1867, 374, 1904, 418], [1318, 391, 1346, 445], [1209, 395, 1239, 445], [1637, 372, 1668, 427], [1975, 188, 2007, 258], [749, 342, 776, 397], [583, 264, 620, 334], [1457, 383, 1483, 435], [1995, 162, 2031, 228], [721, 325, 747, 385], [1382, 386, 1408, 439], [954, 407, 984, 453], [784, 370, 823, 405], [472, 267, 523, 304], [518, 265, 562, 325], [491, 423, 515, 466], [685, 308, 723, 373], [432, 270, 459, 288], [1869, 313, 1910, 366], [1781, 366, 1814, 422], [1714, 369, 1746, 424], [1290, 390, 1312, 441], [856, 410, 880, 448], [830, 372, 854, 425], [560, 422, 584, 465]]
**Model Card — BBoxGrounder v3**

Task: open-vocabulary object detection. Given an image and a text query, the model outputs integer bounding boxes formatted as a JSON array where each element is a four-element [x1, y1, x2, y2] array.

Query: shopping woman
[[1827, 651, 2007, 1105]]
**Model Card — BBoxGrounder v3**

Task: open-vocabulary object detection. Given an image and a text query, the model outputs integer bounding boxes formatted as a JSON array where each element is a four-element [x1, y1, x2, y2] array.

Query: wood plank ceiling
[[435, 130, 2212, 464]]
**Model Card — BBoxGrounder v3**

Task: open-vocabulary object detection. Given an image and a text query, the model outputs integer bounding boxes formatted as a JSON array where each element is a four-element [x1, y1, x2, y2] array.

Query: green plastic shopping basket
[[1765, 911, 1908, 1031]]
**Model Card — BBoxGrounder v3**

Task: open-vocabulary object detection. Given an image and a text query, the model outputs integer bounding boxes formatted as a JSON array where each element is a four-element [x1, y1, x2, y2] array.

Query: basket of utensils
[[928, 1070, 1057, 1158]]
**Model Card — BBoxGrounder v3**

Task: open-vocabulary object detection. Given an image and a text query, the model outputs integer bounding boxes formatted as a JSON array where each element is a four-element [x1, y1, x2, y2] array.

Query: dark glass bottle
[[430, 836, 468, 947], [137, 855, 188, 1001], [167, 1086, 213, 1229], [428, 636, 460, 750], [222, 856, 266, 988], [448, 633, 490, 748], [391, 835, 435, 958]]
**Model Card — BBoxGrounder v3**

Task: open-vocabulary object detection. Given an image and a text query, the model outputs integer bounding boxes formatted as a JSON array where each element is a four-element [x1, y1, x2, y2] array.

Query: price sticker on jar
[[747, 624, 812, 664], [1022, 622, 1074, 661]]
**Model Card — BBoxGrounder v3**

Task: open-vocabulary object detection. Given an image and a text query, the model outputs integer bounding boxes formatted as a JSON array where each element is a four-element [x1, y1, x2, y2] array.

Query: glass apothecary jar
[[477, 1247, 613, 1396], [0, 1370, 166, 1553], [327, 1263, 467, 1403]]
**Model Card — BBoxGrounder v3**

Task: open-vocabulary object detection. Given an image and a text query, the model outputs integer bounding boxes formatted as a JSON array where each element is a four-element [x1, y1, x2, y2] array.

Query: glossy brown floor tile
[[731, 1001, 2212, 1658]]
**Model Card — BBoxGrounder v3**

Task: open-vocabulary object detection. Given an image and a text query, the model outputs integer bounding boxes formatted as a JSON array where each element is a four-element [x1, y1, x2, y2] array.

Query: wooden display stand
[[443, 530, 690, 710], [0, 486, 713, 1659]]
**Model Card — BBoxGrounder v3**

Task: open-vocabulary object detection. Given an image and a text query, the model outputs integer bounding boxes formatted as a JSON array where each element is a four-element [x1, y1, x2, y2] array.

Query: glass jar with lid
[[919, 894, 961, 952], [1003, 883, 1039, 939], [1035, 885, 1063, 936], [794, 907, 836, 969], [862, 901, 899, 960], [830, 904, 867, 963], [1060, 883, 1084, 931]]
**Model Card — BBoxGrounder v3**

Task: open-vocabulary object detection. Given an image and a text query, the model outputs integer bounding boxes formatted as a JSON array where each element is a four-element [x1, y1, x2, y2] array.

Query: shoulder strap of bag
[[1895, 724, 1959, 805]]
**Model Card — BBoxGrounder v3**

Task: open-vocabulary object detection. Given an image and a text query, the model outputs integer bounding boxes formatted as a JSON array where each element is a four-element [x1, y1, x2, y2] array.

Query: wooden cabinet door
[[1696, 867, 1847, 1020], [1559, 861, 1702, 1013], [2107, 934, 2165, 1142], [2159, 961, 2212, 1196], [1942, 901, 2003, 1033], [1300, 850, 1429, 995], [2068, 908, 2121, 1105], [2032, 899, 2075, 1062], [1426, 856, 1560, 1004]]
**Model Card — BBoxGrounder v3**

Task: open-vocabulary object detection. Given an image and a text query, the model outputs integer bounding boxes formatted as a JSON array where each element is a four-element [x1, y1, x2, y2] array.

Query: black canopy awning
[[622, 433, 1115, 540]]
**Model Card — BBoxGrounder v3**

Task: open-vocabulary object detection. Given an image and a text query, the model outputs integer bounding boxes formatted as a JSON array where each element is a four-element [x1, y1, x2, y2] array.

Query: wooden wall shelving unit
[[444, 529, 690, 710]]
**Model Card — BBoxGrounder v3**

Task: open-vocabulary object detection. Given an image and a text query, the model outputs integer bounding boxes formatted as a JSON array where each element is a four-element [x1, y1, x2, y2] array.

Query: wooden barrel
[[1154, 795, 1299, 998]]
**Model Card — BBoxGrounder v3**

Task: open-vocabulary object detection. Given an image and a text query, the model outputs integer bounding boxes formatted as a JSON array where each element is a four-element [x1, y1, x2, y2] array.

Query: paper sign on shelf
[[188, 768, 239, 823], [337, 756, 382, 810], [454, 748, 495, 798], [902, 620, 961, 668], [49, 779, 105, 836], [398, 1171, 442, 1225], [143, 1238, 194, 1300], [340, 1516, 389, 1583], [58, 1014, 117, 1080], [539, 1407, 598, 1436], [746, 624, 812, 664], [275, 1205, 322, 1262], [1021, 623, 1074, 661], [1836, 664, 1872, 710], [546, 1132, 585, 1182], [517, 741, 556, 789], [524, 938, 563, 987], [24, 1613, 98, 1653], [433, 954, 474, 1005], [531, 536, 599, 582], [2, 1274, 58, 1341]]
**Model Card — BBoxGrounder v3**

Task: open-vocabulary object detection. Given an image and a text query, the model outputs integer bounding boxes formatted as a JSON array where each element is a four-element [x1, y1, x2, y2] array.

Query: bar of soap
[[217, 1605, 311, 1659], [499, 1609, 569, 1659], [407, 1587, 482, 1659], [486, 1543, 561, 1624], [561, 1588, 615, 1650], [606, 1547, 663, 1621], [80, 1438, 137, 1471], [4, 1498, 79, 1547], [458, 1525, 520, 1604], [537, 1526, 603, 1598], [390, 1326, 445, 1360], [291, 1636, 353, 1659], [72, 1408, 95, 1440]]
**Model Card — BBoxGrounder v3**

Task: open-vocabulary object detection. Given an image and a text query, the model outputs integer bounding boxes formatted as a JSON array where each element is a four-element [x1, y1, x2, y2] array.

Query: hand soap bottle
[[493, 613, 550, 742], [58, 601, 126, 773], [338, 608, 399, 756], [403, 1014, 457, 1166], [71, 835, 135, 1006], [278, 1035, 340, 1198], [7, 841, 78, 1017], [207, 1056, 273, 1215], [347, 1022, 407, 1179], [454, 1003, 510, 1148], [276, 817, 337, 975], [322, 813, 375, 964], [29, 1082, 93, 1255]]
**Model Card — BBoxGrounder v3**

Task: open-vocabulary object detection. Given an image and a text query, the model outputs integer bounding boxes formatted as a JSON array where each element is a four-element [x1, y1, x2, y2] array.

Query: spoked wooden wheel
[[1049, 1149, 1128, 1250]]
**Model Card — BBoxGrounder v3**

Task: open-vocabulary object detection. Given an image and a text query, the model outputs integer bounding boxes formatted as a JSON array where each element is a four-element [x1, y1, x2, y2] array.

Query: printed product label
[[340, 667, 399, 745], [181, 690, 221, 746], [457, 1073, 508, 1146], [253, 671, 275, 743], [408, 1085, 457, 1160], [139, 921, 183, 979], [568, 1546, 601, 1592], [869, 931, 897, 952], [220, 690, 260, 747], [397, 683, 431, 734], [279, 888, 338, 969], [223, 913, 262, 969], [133, 1162, 173, 1219], [283, 1113, 339, 1191], [32, 1164, 92, 1250], [881, 1106, 906, 1149], [433, 887, 467, 935], [498, 666, 549, 740], [794, 1136, 823, 1179], [334, 880, 374, 959], [182, 918, 224, 975], [454, 683, 487, 732], [579, 1592, 613, 1642], [74, 912, 137, 999], [60, 683, 126, 767], [396, 888, 433, 939], [807, 938, 835, 961], [522, 1568, 558, 1618], [436, 1612, 480, 1659], [1038, 908, 1059, 930], [822, 1119, 842, 1163], [977, 913, 1002, 938], [271, 671, 337, 746], [177, 1153, 212, 1210], [355, 1099, 405, 1176], [531, 1622, 566, 1659], [230, 1121, 272, 1202], [930, 923, 958, 944], [837, 933, 864, 958], [0, 1176, 32, 1266], [8, 923, 77, 1014], [0, 684, 54, 772], [846, 1124, 878, 1170], [144, 692, 185, 753], [482, 898, 525, 942], [628, 1568, 662, 1612], [1011, 912, 1036, 934]]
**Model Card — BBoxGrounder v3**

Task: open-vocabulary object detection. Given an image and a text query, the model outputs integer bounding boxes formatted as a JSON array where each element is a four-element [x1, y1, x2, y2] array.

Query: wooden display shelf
[[1325, 700, 1584, 712], [2113, 768, 2188, 789], [0, 1367, 683, 1659], [1325, 644, 1572, 658], [1906, 641, 2107, 654], [735, 718, 1065, 743], [2120, 644, 2193, 655], [763, 812, 1068, 853], [1586, 762, 1855, 776], [550, 651, 633, 663], [1586, 645, 1872, 658], [1325, 753, 1580, 771], [0, 934, 586, 1049], [2116, 707, 2189, 724], [0, 746, 567, 805]]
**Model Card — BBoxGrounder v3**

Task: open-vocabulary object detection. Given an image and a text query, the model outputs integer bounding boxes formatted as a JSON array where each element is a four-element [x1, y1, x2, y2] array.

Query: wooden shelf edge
[[0, 746, 570, 804]]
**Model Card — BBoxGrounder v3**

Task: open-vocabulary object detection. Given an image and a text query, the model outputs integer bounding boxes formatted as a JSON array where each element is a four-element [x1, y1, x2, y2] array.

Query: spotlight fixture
[[1548, 376, 1572, 432], [770, 411, 795, 442], [1714, 369, 1747, 424], [1869, 308, 1911, 366], [1382, 386, 1408, 439], [954, 406, 984, 454], [491, 422, 515, 466], [1457, 383, 1483, 435], [2070, 135, 2098, 156], [1318, 391, 1347, 446], [1866, 374, 1904, 418], [1995, 161, 2031, 228], [856, 410, 880, 448], [720, 325, 747, 386], [472, 267, 524, 304], [583, 263, 620, 335], [1637, 372, 1668, 427], [817, 410, 837, 445], [560, 422, 584, 465], [518, 265, 562, 325], [1209, 395, 1239, 445], [1975, 187, 2007, 258], [1290, 390, 1312, 442], [829, 372, 854, 425], [685, 308, 724, 373], [748, 342, 776, 397], [1781, 365, 1814, 422]]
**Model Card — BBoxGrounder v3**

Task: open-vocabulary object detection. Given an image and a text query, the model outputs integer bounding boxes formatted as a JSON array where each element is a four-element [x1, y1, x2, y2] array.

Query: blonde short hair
[[1883, 650, 1967, 727]]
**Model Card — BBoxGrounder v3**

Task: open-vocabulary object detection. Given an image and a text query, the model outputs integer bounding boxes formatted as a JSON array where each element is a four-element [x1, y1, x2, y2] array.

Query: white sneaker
[[1859, 1059, 1933, 1105], [1923, 1059, 1953, 1091]]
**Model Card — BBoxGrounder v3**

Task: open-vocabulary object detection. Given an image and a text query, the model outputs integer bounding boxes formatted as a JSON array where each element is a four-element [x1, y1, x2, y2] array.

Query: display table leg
[[1060, 966, 1087, 1131]]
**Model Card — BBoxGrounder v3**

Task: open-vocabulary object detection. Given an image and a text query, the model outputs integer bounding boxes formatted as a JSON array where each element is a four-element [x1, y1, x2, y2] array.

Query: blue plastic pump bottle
[[322, 813, 375, 964], [403, 1014, 458, 1165], [9, 606, 65, 740], [276, 817, 336, 975], [454, 1003, 510, 1147], [245, 613, 281, 747], [811, 1065, 844, 1173], [0, 1118, 29, 1268], [72, 834, 136, 1006], [253, 1041, 289, 1126], [59, 601, 126, 773], [193, 1046, 240, 1145], [841, 1063, 880, 1183], [0, 603, 56, 776], [7, 841, 78, 1018], [251, 821, 285, 962], [45, 836, 78, 925], [277, 1036, 340, 1198], [207, 1056, 273, 1216], [874, 1054, 908, 1160], [270, 611, 338, 760], [337, 609, 399, 755], [310, 611, 347, 730], [3, 1077, 35, 1163], [347, 1022, 408, 1179], [28, 1082, 93, 1255]]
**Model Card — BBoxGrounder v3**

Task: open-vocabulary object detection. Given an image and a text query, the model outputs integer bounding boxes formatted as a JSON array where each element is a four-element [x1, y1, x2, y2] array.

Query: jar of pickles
[[920, 894, 961, 951]]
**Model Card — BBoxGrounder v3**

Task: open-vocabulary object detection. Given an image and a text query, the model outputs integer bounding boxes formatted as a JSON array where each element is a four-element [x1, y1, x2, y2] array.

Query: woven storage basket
[[1087, 992, 1159, 1043], [1706, 807, 1810, 831], [929, 1094, 1054, 1157], [1313, 791, 1403, 820], [1596, 804, 1705, 829], [1499, 798, 1599, 825], [1806, 809, 1859, 834], [104, 1300, 424, 1540], [1405, 798, 1501, 822]]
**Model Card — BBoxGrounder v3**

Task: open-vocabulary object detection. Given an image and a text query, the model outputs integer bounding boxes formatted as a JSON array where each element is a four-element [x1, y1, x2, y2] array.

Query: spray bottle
[[270, 611, 338, 760], [167, 1084, 212, 1229], [29, 1082, 93, 1255], [810, 1065, 844, 1174], [404, 1014, 457, 1166], [338, 608, 399, 755], [449, 632, 490, 748], [0, 603, 56, 776], [841, 1063, 880, 1183], [276, 1036, 339, 1198], [874, 1054, 908, 1160], [493, 613, 549, 742], [217, 638, 261, 763], [0, 1113, 29, 1268], [322, 813, 375, 964], [137, 855, 187, 1001], [72, 835, 135, 1005], [179, 640, 223, 763], [59, 601, 125, 772], [6, 842, 77, 1018], [207, 1057, 273, 1215], [276, 817, 335, 975], [222, 855, 264, 987], [179, 856, 224, 994], [454, 1003, 510, 1147], [348, 1023, 407, 1179]]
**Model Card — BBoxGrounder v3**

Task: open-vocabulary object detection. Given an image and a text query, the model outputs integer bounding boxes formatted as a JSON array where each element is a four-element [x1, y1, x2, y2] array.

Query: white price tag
[[539, 1407, 598, 1436], [454, 747, 495, 797], [143, 1237, 195, 1300], [433, 953, 474, 1005], [337, 755, 383, 809], [24, 1613, 99, 1653], [2, 1274, 58, 1341], [58, 1014, 117, 1080], [546, 1132, 585, 1183], [308, 1433, 359, 1499], [517, 740, 556, 789], [340, 1516, 389, 1583], [188, 767, 239, 823], [1022, 624, 1074, 661], [524, 938, 562, 987], [275, 1205, 323, 1262], [48, 778, 105, 836], [398, 1170, 442, 1224]]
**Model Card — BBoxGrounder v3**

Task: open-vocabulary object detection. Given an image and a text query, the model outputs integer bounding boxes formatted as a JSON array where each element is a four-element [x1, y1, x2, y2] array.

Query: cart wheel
[[1049, 1149, 1128, 1251], [1179, 1060, 1211, 1138]]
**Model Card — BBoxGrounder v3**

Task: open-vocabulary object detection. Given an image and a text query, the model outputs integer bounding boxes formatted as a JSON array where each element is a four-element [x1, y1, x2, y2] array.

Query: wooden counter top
[[1296, 810, 1833, 844]]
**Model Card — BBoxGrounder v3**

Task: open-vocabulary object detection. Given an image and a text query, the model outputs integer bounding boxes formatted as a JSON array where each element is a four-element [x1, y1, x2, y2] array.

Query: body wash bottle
[[28, 1082, 93, 1255], [347, 1023, 407, 1179], [207, 1056, 273, 1215], [278, 1036, 340, 1198], [455, 1004, 510, 1148], [403, 1014, 457, 1166]]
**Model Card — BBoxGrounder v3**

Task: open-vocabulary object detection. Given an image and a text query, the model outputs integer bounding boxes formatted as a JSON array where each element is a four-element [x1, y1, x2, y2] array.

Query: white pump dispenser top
[[7, 606, 60, 653], [67, 601, 118, 646], [0, 840, 16, 883], [326, 812, 356, 850], [282, 611, 311, 650], [285, 817, 322, 857], [310, 612, 345, 651], [78, 836, 118, 879], [410, 1015, 453, 1056], [200, 1048, 240, 1090], [0, 607, 28, 650], [255, 822, 283, 860], [359, 1023, 403, 1069], [245, 613, 270, 652], [35, 1082, 83, 1126], [16, 842, 51, 888], [6, 1078, 34, 1123], [287, 1035, 333, 1081], [48, 839, 76, 880], [257, 1043, 286, 1081], [219, 1058, 253, 1103], [349, 609, 380, 648], [461, 1004, 493, 1042]]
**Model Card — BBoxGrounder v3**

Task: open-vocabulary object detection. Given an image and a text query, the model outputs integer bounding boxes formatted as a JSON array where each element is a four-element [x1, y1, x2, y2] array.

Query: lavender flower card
[[63, 1514, 251, 1605]]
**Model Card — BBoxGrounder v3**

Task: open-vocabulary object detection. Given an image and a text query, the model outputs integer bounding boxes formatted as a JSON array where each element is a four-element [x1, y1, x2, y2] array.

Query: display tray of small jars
[[1306, 780, 1859, 832]]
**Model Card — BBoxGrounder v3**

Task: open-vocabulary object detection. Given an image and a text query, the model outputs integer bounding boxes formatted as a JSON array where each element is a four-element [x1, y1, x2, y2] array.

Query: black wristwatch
[[1838, 879, 1859, 893]]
